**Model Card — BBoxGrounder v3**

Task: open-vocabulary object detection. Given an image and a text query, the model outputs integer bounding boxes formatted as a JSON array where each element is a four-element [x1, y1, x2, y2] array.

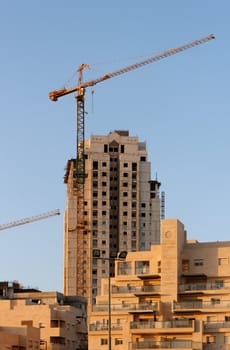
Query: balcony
[[131, 339, 196, 349], [174, 300, 230, 312], [203, 344, 230, 350], [92, 302, 159, 313], [179, 281, 229, 293], [89, 322, 122, 331], [130, 319, 194, 333], [111, 285, 160, 295], [204, 321, 230, 332]]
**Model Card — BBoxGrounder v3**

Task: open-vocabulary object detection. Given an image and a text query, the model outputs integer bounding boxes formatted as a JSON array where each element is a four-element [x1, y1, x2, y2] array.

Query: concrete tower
[[64, 130, 161, 303]]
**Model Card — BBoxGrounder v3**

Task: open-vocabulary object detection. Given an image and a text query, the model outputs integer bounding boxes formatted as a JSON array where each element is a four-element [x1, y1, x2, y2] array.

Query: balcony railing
[[132, 340, 193, 349], [179, 281, 229, 292], [204, 321, 230, 329], [89, 323, 122, 331], [92, 302, 159, 312], [111, 285, 160, 294], [174, 300, 230, 310], [130, 319, 193, 329]]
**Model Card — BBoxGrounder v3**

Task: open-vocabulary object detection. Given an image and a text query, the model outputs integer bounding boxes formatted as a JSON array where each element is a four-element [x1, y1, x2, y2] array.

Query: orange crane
[[0, 209, 60, 231], [49, 34, 215, 297]]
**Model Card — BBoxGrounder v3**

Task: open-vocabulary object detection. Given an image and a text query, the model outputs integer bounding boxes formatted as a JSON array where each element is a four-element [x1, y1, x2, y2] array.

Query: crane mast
[[0, 209, 60, 231], [49, 34, 215, 298]]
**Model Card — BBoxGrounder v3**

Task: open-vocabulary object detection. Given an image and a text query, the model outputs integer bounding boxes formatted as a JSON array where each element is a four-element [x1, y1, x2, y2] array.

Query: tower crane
[[0, 209, 60, 231], [49, 34, 215, 297]]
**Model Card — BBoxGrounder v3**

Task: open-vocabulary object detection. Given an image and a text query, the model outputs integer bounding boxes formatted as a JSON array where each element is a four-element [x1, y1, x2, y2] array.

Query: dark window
[[93, 161, 98, 169], [132, 162, 137, 171], [121, 145, 124, 153], [102, 162, 107, 167], [104, 145, 108, 153], [140, 156, 146, 161]]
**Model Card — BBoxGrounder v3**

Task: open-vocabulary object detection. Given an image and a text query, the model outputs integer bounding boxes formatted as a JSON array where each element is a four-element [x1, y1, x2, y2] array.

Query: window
[[123, 202, 128, 206], [135, 261, 149, 274], [104, 145, 108, 153], [102, 240, 106, 245], [123, 182, 128, 187], [140, 156, 146, 161], [101, 338, 108, 345], [132, 162, 137, 171], [182, 259, 190, 273], [207, 336, 216, 344], [218, 258, 229, 265], [115, 339, 123, 345], [123, 173, 128, 177], [102, 181, 107, 186], [124, 163, 128, 167], [131, 241, 136, 249], [121, 145, 124, 153], [141, 213, 146, 217], [123, 211, 128, 216], [194, 259, 203, 266], [93, 161, 98, 169], [214, 280, 224, 289], [102, 172, 107, 176], [123, 192, 128, 197], [102, 162, 107, 167], [117, 261, 132, 275], [141, 203, 146, 208]]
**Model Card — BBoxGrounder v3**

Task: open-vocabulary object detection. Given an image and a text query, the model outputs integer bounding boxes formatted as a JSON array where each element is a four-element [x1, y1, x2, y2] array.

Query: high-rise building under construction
[[64, 130, 162, 303]]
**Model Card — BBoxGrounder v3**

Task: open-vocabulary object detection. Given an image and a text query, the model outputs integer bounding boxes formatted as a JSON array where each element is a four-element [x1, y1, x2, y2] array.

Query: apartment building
[[0, 282, 87, 350], [0, 325, 40, 350], [64, 130, 162, 303], [88, 219, 230, 350]]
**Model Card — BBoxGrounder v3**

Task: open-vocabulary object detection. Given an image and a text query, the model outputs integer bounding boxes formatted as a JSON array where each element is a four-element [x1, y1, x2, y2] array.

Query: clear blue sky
[[0, 1, 229, 292]]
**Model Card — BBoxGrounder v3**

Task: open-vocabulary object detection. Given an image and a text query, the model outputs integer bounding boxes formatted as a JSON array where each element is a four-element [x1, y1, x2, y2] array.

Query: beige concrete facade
[[0, 325, 40, 349], [0, 283, 87, 350], [88, 219, 230, 350], [64, 130, 162, 303]]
